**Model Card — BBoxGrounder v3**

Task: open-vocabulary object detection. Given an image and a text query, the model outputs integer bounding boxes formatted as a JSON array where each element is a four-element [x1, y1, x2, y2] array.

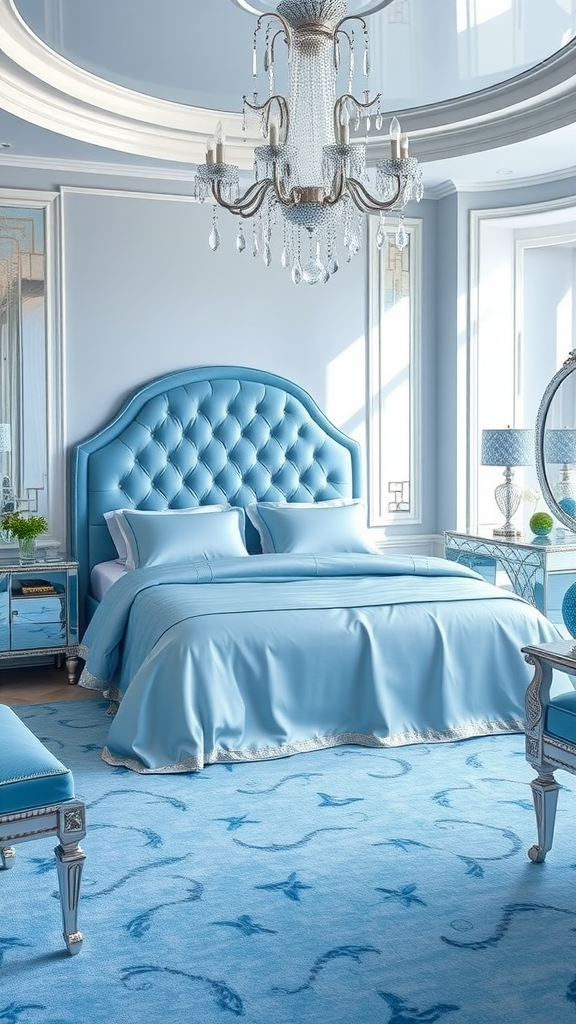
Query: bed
[[72, 364, 561, 773]]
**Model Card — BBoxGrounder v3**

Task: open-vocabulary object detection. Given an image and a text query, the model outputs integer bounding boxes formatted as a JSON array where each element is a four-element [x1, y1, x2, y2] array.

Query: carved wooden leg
[[1, 846, 16, 869], [65, 653, 79, 685], [528, 771, 560, 863], [55, 801, 86, 954], [54, 842, 85, 954]]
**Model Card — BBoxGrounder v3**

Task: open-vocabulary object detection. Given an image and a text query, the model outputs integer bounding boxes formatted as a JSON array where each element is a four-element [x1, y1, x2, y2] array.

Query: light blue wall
[[1, 158, 575, 544], [62, 188, 364, 439]]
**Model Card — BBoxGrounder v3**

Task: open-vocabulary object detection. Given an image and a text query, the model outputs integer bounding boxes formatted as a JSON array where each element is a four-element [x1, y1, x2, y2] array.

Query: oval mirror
[[536, 350, 576, 532]]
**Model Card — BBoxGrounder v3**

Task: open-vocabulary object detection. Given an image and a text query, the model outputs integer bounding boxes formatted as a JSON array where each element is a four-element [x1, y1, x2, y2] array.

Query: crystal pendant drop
[[396, 220, 408, 250], [321, 266, 330, 285], [303, 256, 325, 285], [281, 248, 289, 269], [209, 222, 221, 251], [328, 256, 339, 276], [236, 225, 246, 253], [263, 243, 272, 267], [291, 257, 302, 285]]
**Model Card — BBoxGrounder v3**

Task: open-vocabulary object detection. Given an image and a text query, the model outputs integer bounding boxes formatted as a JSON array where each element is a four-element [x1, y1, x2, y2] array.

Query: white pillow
[[104, 510, 130, 564], [246, 498, 378, 555], [104, 505, 228, 567], [117, 506, 248, 570]]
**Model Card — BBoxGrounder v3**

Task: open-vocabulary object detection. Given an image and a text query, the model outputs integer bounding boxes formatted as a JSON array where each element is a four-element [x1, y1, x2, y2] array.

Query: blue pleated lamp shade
[[544, 428, 576, 464], [481, 428, 534, 467]]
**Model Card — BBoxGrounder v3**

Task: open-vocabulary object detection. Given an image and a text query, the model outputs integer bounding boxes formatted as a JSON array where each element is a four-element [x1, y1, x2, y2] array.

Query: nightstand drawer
[[0, 556, 79, 679], [11, 614, 67, 650]]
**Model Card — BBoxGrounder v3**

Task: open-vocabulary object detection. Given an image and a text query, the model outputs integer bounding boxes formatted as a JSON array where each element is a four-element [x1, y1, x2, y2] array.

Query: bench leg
[[528, 771, 560, 863], [55, 842, 85, 954], [1, 846, 16, 869]]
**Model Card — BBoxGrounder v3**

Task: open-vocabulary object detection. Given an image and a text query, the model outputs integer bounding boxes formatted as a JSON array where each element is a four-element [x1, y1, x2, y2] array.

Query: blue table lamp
[[544, 428, 576, 504], [481, 427, 534, 538]]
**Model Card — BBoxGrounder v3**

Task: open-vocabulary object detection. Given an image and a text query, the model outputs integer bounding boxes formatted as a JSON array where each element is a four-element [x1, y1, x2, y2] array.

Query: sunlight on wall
[[557, 287, 574, 367], [376, 297, 410, 483], [456, 0, 512, 32], [477, 234, 516, 528], [325, 334, 366, 447]]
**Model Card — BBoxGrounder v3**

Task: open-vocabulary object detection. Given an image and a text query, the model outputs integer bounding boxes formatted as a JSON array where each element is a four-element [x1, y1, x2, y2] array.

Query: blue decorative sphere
[[558, 496, 576, 518], [529, 511, 553, 536], [563, 582, 576, 638]]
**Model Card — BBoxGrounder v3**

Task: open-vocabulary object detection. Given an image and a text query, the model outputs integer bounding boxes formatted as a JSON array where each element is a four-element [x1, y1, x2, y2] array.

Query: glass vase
[[18, 535, 38, 564]]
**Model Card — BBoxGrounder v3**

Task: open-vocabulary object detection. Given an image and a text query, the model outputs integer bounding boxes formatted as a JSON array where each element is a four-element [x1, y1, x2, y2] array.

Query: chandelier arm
[[323, 166, 347, 207], [335, 15, 368, 34], [333, 91, 381, 138], [243, 94, 290, 138], [256, 11, 292, 52], [270, 30, 286, 67], [271, 163, 298, 207], [212, 178, 274, 219], [346, 175, 402, 213]]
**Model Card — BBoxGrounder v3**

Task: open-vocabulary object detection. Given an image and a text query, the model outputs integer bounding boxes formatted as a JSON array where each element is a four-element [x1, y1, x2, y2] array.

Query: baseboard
[[375, 534, 444, 558]]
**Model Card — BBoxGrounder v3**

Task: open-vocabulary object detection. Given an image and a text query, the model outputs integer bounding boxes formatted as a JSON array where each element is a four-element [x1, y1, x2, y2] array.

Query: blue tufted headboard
[[71, 365, 361, 621]]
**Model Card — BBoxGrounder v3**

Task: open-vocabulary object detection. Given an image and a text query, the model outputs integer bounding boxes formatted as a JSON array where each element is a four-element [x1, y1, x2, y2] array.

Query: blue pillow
[[117, 507, 248, 569], [105, 505, 228, 565], [246, 500, 378, 555]]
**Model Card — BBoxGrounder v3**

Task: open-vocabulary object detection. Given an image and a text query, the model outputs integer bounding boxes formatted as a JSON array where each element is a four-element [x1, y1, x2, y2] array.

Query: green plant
[[0, 510, 48, 539]]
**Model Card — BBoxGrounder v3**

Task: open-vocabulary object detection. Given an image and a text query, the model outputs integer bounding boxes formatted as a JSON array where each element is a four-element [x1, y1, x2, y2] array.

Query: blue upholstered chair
[[523, 641, 576, 863], [0, 704, 86, 954]]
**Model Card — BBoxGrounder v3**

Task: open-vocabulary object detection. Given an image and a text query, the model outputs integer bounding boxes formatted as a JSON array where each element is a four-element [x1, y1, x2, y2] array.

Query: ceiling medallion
[[230, 0, 397, 16], [195, 0, 422, 285]]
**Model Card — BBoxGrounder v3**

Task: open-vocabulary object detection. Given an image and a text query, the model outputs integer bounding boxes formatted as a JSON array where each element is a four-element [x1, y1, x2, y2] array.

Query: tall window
[[367, 218, 422, 527]]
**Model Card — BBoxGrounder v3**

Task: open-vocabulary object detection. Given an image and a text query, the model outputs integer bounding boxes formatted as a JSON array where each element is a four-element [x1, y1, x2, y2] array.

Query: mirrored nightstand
[[444, 528, 576, 626], [0, 551, 79, 683]]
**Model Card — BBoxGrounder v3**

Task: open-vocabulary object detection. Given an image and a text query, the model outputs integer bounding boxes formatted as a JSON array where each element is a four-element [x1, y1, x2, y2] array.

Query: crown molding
[[0, 150, 195, 180], [425, 163, 576, 199], [0, 0, 575, 169]]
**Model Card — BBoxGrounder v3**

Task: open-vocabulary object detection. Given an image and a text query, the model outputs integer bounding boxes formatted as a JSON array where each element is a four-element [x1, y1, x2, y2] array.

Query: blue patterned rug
[[2, 699, 576, 1024]]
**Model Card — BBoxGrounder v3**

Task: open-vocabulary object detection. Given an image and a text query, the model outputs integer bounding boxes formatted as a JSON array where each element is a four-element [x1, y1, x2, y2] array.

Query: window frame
[[366, 215, 422, 528]]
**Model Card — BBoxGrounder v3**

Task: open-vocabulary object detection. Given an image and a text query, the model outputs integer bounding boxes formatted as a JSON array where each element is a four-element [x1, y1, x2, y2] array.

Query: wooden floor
[[0, 663, 99, 706]]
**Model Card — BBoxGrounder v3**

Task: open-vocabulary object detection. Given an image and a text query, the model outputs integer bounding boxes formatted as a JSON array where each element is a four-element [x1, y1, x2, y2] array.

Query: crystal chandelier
[[193, 0, 423, 285]]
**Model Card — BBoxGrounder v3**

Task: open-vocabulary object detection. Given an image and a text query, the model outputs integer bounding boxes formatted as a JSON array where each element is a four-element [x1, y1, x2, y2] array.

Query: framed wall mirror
[[0, 190, 63, 546], [536, 351, 576, 533]]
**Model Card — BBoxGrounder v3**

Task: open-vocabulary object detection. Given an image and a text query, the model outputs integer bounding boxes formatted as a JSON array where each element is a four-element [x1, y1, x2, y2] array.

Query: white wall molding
[[375, 534, 443, 558], [0, 151, 195, 181], [0, 0, 575, 169]]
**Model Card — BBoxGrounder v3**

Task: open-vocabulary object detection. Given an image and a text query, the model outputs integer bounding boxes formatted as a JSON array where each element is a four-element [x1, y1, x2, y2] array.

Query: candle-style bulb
[[269, 118, 279, 147], [400, 133, 409, 158], [215, 121, 226, 164], [206, 140, 215, 165], [390, 116, 401, 159], [339, 103, 350, 145]]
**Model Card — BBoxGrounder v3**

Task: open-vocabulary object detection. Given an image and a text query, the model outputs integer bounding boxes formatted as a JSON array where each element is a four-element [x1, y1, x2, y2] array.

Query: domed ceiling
[[0, 0, 575, 188]]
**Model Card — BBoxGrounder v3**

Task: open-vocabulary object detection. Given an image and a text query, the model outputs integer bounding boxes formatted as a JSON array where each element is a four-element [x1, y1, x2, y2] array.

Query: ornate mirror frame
[[535, 350, 576, 533], [0, 188, 63, 547]]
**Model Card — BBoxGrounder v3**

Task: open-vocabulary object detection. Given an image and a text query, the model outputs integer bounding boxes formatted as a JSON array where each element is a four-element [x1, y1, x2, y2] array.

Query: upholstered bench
[[0, 704, 86, 954]]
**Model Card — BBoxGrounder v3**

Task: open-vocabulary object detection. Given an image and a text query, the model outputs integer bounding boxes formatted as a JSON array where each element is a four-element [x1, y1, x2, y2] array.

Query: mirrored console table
[[444, 529, 576, 625], [0, 551, 79, 683]]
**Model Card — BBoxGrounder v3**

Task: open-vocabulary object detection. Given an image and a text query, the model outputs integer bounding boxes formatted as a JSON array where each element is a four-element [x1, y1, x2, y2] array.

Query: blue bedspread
[[79, 553, 561, 772]]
